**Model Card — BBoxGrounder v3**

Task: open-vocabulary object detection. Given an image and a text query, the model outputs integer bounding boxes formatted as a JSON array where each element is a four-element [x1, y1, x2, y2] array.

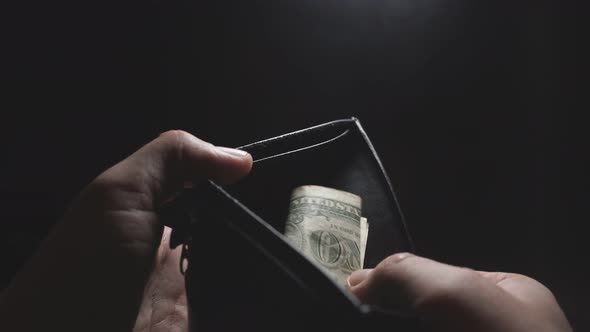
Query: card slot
[[239, 118, 356, 161], [251, 129, 350, 163]]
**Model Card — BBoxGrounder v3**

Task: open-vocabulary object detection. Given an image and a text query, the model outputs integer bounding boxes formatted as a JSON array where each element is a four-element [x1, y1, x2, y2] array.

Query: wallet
[[160, 118, 420, 331]]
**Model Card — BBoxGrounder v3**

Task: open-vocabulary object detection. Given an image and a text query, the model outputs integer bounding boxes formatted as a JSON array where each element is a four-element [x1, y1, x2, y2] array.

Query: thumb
[[348, 253, 526, 331], [90, 130, 253, 210], [348, 253, 484, 311]]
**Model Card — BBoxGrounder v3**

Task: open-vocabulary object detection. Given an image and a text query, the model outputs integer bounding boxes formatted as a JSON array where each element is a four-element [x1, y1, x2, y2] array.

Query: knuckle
[[455, 267, 482, 286], [368, 264, 393, 285], [157, 130, 213, 158], [156, 130, 191, 164], [446, 268, 481, 291], [371, 253, 417, 279], [417, 268, 481, 310], [369, 254, 415, 286], [158, 130, 190, 148], [159, 129, 190, 140], [382, 252, 414, 266]]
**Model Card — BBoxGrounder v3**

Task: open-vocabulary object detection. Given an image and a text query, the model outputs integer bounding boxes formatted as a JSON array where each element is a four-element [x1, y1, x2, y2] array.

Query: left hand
[[0, 131, 253, 332]]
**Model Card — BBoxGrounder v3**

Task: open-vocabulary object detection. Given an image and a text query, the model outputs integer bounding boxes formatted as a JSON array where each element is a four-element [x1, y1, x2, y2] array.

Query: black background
[[1, 0, 587, 330]]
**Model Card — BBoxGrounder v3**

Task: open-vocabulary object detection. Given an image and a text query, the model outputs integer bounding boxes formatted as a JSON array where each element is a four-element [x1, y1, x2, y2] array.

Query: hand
[[0, 131, 253, 332], [348, 253, 572, 332]]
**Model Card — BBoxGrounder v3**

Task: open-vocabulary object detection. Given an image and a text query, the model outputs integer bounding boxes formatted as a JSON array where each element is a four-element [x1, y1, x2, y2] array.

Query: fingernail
[[347, 269, 372, 288], [216, 147, 250, 158]]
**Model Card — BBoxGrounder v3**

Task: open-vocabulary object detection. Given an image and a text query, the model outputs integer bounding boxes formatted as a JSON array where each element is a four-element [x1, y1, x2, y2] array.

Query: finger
[[348, 253, 541, 332], [349, 253, 510, 314], [92, 130, 253, 209], [134, 228, 188, 332], [347, 269, 372, 288]]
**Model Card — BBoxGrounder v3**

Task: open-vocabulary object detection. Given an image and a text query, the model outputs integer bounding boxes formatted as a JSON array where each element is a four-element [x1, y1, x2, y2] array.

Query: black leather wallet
[[160, 118, 419, 331]]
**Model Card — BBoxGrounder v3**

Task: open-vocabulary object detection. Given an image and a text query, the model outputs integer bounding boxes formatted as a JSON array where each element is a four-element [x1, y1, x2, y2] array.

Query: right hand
[[348, 253, 572, 332]]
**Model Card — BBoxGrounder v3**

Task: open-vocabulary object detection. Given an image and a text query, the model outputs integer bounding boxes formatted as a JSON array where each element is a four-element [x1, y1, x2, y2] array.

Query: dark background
[[1, 0, 587, 330]]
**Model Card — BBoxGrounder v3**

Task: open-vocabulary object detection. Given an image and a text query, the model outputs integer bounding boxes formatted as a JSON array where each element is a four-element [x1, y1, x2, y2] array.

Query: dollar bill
[[283, 185, 368, 285], [360, 217, 369, 269]]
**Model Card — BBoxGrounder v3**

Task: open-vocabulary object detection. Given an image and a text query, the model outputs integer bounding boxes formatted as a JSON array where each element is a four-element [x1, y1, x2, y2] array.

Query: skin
[[0, 131, 252, 332], [348, 253, 573, 332], [0, 131, 573, 332]]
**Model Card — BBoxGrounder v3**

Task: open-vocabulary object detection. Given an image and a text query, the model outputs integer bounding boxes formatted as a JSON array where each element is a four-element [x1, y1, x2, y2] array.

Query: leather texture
[[160, 118, 418, 331]]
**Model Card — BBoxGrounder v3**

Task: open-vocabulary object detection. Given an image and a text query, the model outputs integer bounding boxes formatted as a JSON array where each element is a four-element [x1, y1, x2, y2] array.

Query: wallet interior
[[226, 118, 412, 268]]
